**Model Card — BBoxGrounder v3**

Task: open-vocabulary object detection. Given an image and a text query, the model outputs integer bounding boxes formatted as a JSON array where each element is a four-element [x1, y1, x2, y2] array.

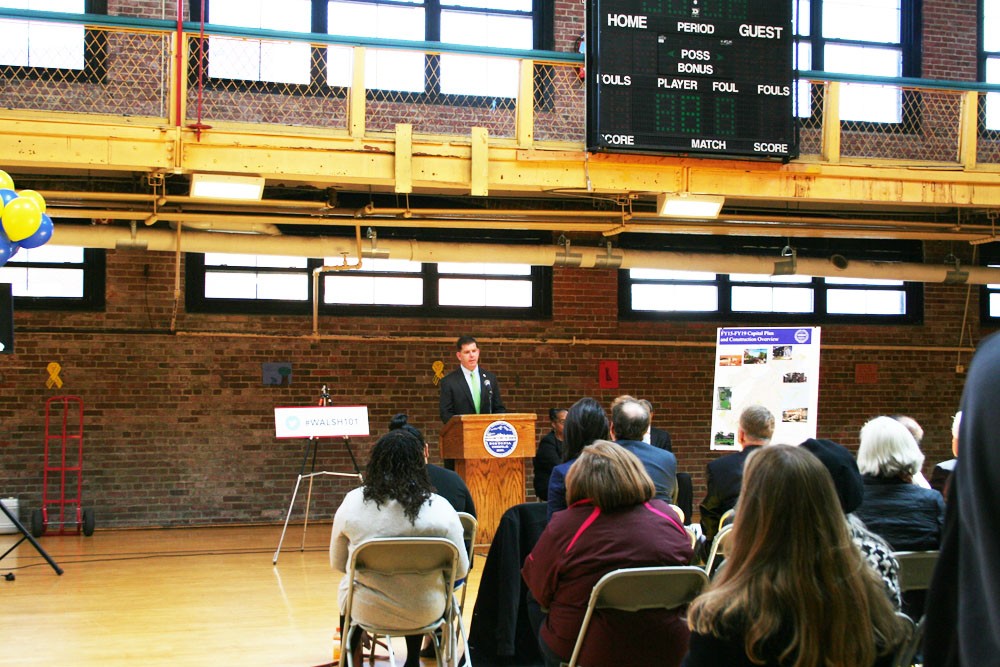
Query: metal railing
[[1, 9, 999, 166]]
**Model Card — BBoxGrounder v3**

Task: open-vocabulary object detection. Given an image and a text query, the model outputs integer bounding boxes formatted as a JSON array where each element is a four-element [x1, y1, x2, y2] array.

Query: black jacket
[[855, 475, 944, 552]]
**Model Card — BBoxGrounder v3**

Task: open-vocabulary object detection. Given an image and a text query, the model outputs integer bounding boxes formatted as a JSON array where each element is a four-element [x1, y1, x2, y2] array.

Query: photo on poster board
[[710, 327, 821, 451]]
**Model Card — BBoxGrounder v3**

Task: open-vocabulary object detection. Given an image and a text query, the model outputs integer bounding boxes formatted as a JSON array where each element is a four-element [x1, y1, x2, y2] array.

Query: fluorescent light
[[656, 193, 724, 218], [190, 174, 265, 200]]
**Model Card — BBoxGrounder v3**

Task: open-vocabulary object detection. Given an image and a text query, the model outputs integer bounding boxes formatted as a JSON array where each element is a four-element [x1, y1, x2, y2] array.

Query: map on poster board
[[710, 326, 820, 451]]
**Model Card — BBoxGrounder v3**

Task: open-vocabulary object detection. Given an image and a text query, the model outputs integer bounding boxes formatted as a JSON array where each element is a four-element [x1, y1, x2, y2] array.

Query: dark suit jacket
[[427, 463, 476, 517], [615, 438, 677, 503], [699, 445, 761, 543], [649, 426, 673, 452], [532, 430, 563, 500], [439, 366, 506, 423]]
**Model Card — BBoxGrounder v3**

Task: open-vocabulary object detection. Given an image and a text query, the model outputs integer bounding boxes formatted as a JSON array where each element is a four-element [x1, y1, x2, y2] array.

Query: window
[[982, 0, 1000, 131], [0, 0, 108, 80], [196, 0, 544, 99], [186, 250, 551, 319], [0, 245, 105, 310], [794, 0, 920, 124], [981, 244, 1000, 324], [205, 0, 313, 85], [619, 236, 922, 324]]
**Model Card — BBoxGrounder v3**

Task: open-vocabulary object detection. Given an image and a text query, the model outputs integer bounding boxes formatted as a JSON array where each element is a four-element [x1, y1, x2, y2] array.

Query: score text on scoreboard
[[586, 0, 798, 160]]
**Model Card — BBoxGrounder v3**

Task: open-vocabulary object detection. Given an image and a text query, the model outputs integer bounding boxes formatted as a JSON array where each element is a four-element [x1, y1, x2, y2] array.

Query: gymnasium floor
[[0, 524, 480, 667]]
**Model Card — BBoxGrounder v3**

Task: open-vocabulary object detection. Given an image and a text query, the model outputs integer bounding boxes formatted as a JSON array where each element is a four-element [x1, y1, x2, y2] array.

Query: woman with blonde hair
[[683, 445, 907, 667], [523, 440, 693, 667]]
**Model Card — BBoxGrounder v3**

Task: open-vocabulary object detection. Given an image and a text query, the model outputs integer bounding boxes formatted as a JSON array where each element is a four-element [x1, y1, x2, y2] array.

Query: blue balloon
[[19, 213, 53, 249], [0, 239, 14, 267], [0, 189, 17, 206]]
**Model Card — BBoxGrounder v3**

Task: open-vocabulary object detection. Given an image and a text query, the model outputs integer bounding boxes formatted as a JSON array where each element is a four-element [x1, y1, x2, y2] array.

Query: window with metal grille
[[794, 0, 920, 125], [0, 0, 107, 81], [982, 0, 1000, 132], [195, 0, 543, 100]]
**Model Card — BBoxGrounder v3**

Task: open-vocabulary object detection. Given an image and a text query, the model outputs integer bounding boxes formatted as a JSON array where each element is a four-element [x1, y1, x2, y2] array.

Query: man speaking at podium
[[439, 335, 507, 423]]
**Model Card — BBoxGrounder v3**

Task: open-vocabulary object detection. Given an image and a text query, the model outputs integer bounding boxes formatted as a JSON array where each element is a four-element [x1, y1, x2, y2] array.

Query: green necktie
[[469, 371, 481, 413]]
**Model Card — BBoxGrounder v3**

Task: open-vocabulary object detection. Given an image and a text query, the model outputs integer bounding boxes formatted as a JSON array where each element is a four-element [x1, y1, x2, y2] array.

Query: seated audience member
[[330, 429, 469, 667], [924, 332, 1000, 666], [683, 445, 908, 667], [799, 438, 901, 609], [388, 414, 476, 660], [389, 413, 476, 518], [523, 440, 693, 667], [928, 411, 960, 498], [855, 416, 945, 552], [891, 414, 932, 488], [610, 395, 677, 503], [699, 405, 775, 546], [639, 398, 673, 451], [533, 407, 567, 501], [546, 397, 610, 520]]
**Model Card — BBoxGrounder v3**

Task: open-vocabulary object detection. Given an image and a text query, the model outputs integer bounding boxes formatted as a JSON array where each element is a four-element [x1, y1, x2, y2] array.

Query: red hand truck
[[30, 396, 95, 537]]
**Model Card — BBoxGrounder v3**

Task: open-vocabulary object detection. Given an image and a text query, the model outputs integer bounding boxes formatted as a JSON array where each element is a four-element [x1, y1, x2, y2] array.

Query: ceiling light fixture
[[189, 174, 265, 200], [656, 193, 724, 218]]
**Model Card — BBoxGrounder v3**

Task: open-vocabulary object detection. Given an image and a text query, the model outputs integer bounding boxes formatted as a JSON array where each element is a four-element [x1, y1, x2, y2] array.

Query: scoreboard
[[585, 0, 798, 160]]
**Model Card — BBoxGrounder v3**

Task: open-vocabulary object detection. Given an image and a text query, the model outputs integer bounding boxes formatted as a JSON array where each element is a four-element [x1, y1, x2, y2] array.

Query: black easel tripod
[[272, 385, 364, 565], [0, 500, 63, 576]]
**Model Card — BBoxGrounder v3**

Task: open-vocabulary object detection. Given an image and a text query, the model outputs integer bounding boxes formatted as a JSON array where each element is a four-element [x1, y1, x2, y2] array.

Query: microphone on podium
[[484, 378, 493, 413]]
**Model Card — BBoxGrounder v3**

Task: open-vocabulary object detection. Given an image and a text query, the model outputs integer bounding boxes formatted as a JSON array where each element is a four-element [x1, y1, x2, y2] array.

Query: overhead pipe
[[51, 224, 1000, 285]]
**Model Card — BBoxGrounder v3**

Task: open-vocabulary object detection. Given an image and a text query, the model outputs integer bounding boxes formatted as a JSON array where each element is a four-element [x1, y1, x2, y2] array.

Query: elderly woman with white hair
[[854, 415, 945, 552]]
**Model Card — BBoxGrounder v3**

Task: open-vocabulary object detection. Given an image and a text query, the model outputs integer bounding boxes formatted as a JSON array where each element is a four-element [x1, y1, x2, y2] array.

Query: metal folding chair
[[342, 537, 461, 667], [704, 524, 734, 577], [892, 550, 939, 667], [565, 566, 709, 667]]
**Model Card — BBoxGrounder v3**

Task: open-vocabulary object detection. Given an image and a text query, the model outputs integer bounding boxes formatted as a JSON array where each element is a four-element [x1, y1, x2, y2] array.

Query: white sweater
[[330, 487, 469, 630]]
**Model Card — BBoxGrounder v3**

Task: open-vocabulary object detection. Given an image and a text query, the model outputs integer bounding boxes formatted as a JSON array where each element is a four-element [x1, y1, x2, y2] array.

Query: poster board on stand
[[710, 327, 821, 451]]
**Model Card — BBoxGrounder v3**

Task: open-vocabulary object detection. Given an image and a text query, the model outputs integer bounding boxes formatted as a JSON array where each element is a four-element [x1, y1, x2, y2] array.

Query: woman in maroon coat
[[522, 440, 694, 667]]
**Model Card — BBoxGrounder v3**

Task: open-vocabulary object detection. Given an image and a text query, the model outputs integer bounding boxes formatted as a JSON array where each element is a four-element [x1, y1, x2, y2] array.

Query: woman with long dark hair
[[545, 397, 610, 519], [683, 445, 907, 667], [331, 429, 469, 667]]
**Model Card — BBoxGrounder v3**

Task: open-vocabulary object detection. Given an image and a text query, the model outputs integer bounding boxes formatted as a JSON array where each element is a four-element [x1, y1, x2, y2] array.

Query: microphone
[[484, 378, 493, 413]]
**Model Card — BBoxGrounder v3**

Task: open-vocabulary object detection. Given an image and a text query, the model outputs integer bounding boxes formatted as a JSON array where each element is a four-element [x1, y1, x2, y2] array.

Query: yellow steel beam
[[5, 112, 1000, 210]]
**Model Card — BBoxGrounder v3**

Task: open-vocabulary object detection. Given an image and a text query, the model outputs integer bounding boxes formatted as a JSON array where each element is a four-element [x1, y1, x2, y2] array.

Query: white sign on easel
[[709, 326, 821, 451], [273, 405, 370, 438]]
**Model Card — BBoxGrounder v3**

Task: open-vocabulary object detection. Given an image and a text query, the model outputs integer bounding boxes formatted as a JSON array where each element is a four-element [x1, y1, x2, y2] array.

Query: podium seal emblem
[[483, 420, 518, 458]]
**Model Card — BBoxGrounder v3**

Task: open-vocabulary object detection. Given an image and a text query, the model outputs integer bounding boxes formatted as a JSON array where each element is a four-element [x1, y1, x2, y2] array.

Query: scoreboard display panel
[[586, 0, 798, 159]]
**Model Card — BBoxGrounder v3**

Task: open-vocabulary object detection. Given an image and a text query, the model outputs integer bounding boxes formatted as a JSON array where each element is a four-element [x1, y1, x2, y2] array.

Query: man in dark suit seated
[[639, 398, 673, 452], [610, 396, 677, 503], [439, 335, 507, 423], [698, 405, 775, 546]]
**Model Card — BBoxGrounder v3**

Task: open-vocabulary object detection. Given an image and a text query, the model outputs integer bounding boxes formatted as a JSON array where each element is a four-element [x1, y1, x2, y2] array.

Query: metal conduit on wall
[[51, 225, 1000, 285]]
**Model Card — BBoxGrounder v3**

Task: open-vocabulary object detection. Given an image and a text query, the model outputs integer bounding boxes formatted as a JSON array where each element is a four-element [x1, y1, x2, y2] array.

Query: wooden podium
[[440, 413, 537, 545]]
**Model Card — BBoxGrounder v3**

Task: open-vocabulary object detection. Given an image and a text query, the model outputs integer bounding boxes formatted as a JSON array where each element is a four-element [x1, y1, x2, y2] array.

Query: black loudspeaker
[[0, 283, 12, 354]]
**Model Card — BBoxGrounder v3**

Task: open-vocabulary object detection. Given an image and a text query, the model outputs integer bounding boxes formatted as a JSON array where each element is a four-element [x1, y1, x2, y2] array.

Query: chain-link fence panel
[[533, 60, 585, 143], [0, 26, 170, 118]]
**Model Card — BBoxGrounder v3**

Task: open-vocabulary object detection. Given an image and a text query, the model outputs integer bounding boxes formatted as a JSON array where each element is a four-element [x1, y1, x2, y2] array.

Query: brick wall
[[0, 0, 990, 530], [1, 245, 993, 528]]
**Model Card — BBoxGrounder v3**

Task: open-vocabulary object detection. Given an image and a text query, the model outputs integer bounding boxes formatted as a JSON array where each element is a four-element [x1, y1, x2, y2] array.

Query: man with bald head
[[610, 395, 677, 503]]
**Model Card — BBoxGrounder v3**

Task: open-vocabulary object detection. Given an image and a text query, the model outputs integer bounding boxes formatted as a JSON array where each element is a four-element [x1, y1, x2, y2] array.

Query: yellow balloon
[[17, 189, 45, 214], [0, 170, 13, 191], [2, 197, 42, 242]]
